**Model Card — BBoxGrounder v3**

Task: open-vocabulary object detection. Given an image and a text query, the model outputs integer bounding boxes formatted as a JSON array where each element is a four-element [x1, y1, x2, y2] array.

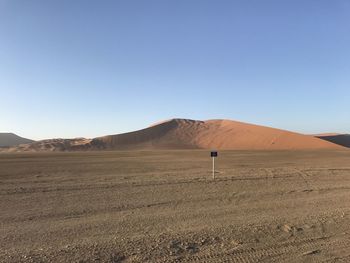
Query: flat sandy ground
[[1, 150, 350, 262]]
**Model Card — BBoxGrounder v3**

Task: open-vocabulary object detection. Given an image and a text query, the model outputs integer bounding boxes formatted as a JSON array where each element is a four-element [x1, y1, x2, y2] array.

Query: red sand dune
[[95, 119, 343, 150], [3, 119, 344, 152]]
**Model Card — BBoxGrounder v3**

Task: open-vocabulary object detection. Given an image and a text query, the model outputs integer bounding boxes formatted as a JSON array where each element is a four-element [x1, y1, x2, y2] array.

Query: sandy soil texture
[[1, 150, 350, 262]]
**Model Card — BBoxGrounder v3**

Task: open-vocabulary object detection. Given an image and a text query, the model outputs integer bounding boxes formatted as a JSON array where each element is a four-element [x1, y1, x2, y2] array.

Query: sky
[[0, 0, 349, 140]]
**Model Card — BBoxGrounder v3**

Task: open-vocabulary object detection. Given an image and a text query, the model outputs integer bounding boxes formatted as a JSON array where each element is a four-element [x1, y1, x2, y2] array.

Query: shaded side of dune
[[316, 135, 350, 148]]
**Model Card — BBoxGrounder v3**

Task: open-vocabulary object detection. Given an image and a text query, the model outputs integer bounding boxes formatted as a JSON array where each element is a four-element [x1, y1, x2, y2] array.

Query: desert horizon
[[1, 118, 349, 152]]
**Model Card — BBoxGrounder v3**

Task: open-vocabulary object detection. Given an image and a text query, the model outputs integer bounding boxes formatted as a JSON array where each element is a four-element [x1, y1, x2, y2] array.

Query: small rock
[[282, 224, 292, 233], [200, 239, 207, 244], [231, 240, 242, 246], [303, 249, 320, 256]]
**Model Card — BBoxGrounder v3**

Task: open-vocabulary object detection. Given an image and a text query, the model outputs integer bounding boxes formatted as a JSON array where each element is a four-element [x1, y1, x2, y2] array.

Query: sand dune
[[96, 119, 343, 150], [4, 119, 344, 152]]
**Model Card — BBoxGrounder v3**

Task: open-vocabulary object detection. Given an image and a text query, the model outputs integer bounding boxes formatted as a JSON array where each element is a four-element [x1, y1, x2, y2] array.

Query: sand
[[1, 150, 350, 262]]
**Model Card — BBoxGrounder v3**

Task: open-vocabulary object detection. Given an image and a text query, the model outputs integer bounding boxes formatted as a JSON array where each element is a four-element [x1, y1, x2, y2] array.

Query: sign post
[[210, 151, 218, 180]]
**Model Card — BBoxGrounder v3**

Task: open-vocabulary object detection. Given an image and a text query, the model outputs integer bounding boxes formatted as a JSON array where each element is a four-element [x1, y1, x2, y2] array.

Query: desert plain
[[1, 149, 350, 262]]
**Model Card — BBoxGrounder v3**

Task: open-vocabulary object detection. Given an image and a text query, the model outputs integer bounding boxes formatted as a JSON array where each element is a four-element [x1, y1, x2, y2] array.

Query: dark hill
[[316, 134, 350, 148], [0, 133, 34, 147]]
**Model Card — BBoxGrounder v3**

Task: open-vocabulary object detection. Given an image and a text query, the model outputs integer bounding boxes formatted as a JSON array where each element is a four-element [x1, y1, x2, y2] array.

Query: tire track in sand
[[181, 235, 340, 263]]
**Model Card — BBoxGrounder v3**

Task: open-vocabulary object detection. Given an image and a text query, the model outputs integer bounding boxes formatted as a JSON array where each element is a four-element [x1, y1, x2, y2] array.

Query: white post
[[212, 157, 215, 180]]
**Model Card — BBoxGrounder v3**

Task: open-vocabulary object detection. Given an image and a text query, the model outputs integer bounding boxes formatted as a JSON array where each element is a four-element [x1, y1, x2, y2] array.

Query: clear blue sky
[[1, 0, 349, 140]]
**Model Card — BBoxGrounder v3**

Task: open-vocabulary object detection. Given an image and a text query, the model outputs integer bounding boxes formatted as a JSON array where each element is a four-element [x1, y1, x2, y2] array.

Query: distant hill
[[0, 133, 34, 147], [5, 138, 99, 152], [316, 134, 350, 148], [3, 119, 344, 152]]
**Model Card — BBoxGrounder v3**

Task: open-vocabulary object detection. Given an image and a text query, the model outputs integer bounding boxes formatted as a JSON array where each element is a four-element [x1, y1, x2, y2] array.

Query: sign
[[211, 151, 218, 157], [211, 151, 218, 179]]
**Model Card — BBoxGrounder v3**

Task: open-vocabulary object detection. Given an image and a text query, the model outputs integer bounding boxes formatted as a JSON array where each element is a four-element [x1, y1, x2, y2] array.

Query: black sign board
[[210, 151, 218, 157]]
